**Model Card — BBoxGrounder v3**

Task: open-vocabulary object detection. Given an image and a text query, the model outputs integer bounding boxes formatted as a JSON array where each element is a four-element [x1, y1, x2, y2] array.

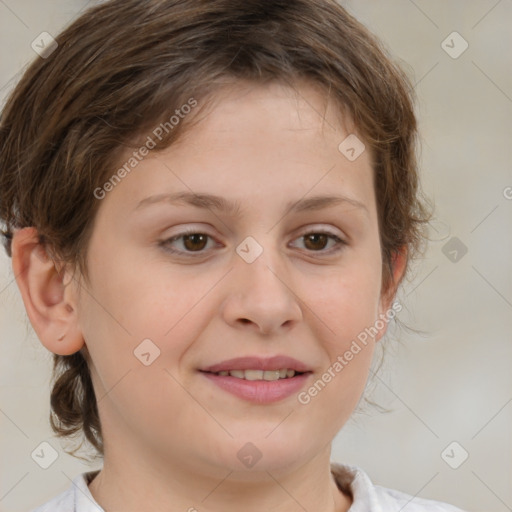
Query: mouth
[[201, 368, 306, 381], [198, 356, 313, 404]]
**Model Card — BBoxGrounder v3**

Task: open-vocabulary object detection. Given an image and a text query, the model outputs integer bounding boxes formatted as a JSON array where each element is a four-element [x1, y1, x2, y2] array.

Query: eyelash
[[159, 228, 347, 257]]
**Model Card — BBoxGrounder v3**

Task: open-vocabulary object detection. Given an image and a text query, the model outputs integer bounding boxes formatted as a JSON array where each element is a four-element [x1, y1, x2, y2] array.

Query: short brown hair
[[0, 0, 430, 458]]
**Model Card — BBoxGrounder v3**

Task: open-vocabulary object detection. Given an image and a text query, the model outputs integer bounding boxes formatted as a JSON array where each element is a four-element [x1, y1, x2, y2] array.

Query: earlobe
[[375, 246, 408, 342], [11, 227, 84, 356], [389, 246, 408, 294]]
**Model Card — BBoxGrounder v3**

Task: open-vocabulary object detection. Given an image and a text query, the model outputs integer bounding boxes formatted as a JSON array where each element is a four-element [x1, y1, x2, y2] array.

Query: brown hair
[[0, 0, 430, 458]]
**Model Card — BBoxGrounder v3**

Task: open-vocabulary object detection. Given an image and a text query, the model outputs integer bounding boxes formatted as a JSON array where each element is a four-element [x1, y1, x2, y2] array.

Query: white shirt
[[31, 463, 467, 512]]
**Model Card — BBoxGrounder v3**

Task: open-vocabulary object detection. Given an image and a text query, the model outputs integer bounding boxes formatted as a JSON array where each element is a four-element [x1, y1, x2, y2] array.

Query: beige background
[[1, 1, 511, 511]]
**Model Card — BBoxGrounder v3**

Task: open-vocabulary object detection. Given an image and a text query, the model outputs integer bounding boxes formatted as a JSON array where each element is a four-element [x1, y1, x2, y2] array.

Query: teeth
[[244, 370, 263, 381], [215, 368, 299, 380], [263, 370, 281, 381]]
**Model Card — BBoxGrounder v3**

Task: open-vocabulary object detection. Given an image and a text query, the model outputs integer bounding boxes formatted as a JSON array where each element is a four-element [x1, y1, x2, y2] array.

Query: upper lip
[[201, 356, 312, 373]]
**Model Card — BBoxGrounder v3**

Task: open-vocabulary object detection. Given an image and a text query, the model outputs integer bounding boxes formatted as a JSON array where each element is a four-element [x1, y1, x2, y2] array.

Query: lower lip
[[200, 372, 311, 404]]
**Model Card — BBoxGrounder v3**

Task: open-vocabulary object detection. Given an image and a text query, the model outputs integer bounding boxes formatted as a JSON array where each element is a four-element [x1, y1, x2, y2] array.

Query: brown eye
[[182, 233, 208, 251], [161, 231, 216, 255], [303, 233, 329, 251], [290, 231, 346, 254]]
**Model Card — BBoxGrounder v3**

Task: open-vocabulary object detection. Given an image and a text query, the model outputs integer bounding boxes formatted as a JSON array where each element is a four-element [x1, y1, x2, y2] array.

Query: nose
[[221, 248, 303, 336]]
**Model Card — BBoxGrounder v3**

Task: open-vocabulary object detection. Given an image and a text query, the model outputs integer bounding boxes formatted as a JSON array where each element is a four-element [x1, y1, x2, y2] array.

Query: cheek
[[295, 246, 382, 414], [77, 260, 217, 443], [296, 272, 380, 434], [78, 245, 219, 380], [306, 254, 383, 347]]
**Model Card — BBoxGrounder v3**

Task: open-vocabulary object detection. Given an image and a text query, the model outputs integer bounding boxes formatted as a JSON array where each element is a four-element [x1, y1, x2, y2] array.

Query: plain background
[[0, 1, 511, 511]]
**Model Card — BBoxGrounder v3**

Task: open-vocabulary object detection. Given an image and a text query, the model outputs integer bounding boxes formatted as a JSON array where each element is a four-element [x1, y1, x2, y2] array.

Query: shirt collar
[[73, 470, 104, 512], [330, 462, 383, 512]]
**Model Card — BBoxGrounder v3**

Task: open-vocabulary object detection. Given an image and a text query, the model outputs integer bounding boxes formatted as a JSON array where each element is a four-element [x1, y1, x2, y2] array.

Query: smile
[[200, 369, 311, 404], [212, 369, 302, 380]]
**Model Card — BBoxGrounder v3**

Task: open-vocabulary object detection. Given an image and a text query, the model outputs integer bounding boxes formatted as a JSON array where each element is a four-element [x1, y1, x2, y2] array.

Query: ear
[[375, 246, 407, 342], [11, 227, 84, 355]]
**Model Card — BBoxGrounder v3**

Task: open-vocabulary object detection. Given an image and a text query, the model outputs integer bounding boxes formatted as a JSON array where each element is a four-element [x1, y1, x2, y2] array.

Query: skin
[[12, 80, 406, 512]]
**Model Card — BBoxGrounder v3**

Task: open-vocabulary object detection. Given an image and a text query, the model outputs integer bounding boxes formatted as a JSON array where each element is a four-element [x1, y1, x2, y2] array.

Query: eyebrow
[[134, 191, 368, 216]]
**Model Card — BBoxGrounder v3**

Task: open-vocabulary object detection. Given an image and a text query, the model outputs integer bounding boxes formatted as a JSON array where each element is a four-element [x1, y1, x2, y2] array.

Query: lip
[[200, 372, 311, 404], [199, 355, 313, 404], [200, 355, 312, 373]]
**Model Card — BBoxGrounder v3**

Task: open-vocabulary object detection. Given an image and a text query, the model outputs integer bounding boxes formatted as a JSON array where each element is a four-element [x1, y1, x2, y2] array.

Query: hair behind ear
[[50, 352, 103, 459]]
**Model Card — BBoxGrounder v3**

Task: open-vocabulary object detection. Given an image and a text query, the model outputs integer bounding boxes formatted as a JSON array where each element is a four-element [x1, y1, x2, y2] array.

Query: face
[[74, 80, 396, 479]]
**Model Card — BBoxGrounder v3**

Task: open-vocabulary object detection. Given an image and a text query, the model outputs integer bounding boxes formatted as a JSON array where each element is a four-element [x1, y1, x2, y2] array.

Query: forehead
[[100, 79, 375, 221], [178, 79, 356, 148]]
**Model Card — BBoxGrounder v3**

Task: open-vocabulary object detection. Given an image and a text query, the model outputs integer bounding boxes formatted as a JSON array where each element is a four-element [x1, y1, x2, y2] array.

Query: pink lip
[[201, 372, 311, 404], [201, 355, 312, 373]]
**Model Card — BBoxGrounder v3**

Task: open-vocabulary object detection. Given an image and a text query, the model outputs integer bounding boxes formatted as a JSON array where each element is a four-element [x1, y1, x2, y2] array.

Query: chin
[[208, 430, 322, 477]]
